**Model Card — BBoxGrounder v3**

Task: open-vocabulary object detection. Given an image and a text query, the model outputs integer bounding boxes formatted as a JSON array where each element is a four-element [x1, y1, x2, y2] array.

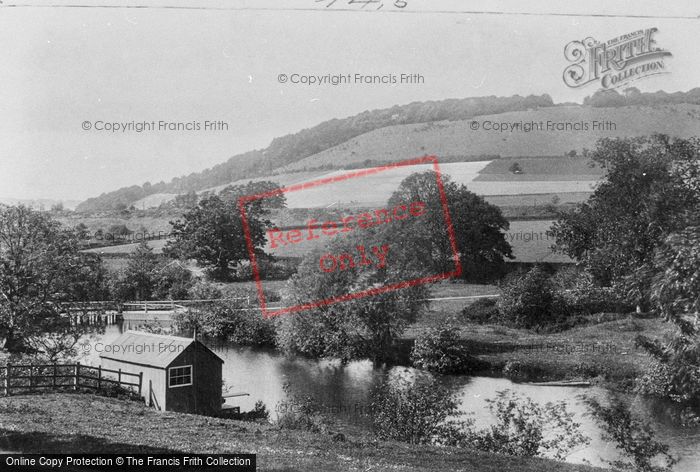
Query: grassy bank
[[0, 393, 603, 472], [405, 301, 672, 389]]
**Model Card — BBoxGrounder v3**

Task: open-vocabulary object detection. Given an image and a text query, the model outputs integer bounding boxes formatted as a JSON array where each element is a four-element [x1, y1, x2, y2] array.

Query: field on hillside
[[282, 104, 700, 171], [82, 238, 169, 255], [476, 155, 603, 176], [484, 192, 591, 207], [58, 215, 174, 235], [267, 162, 598, 208]]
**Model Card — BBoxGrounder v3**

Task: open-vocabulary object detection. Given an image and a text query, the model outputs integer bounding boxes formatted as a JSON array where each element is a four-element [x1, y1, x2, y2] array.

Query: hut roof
[[99, 330, 223, 368]]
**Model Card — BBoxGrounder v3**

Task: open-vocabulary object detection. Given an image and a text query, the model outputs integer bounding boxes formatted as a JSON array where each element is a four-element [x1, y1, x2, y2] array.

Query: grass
[[484, 192, 592, 207], [405, 297, 672, 389], [284, 104, 700, 173], [0, 393, 603, 472], [476, 156, 604, 177]]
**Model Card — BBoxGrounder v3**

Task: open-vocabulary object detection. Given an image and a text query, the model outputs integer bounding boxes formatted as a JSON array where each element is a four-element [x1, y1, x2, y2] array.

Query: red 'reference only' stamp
[[238, 156, 461, 318]]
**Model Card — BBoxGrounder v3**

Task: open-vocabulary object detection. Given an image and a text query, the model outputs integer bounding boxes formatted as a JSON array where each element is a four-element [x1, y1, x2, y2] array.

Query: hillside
[[284, 104, 700, 171], [76, 94, 555, 212], [0, 393, 602, 472], [76, 88, 700, 212]]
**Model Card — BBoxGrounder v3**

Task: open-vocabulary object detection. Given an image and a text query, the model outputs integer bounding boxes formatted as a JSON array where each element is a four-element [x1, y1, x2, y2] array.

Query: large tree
[[386, 171, 513, 282], [165, 181, 285, 280], [0, 205, 107, 356], [552, 135, 700, 309]]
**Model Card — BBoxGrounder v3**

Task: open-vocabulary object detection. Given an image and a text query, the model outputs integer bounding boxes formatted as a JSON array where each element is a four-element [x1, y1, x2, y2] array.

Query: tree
[[552, 135, 700, 309], [107, 224, 132, 239], [110, 241, 159, 301], [0, 205, 106, 356], [497, 266, 555, 329], [152, 262, 194, 300], [509, 162, 523, 173], [387, 171, 513, 282], [277, 230, 429, 364], [165, 181, 285, 281]]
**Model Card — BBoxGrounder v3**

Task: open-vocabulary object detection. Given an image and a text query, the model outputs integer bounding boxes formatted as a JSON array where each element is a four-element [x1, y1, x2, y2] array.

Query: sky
[[1, 0, 699, 201]]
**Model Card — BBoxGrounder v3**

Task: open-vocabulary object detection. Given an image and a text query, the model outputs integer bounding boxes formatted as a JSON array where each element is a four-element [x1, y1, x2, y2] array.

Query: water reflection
[[84, 323, 699, 471]]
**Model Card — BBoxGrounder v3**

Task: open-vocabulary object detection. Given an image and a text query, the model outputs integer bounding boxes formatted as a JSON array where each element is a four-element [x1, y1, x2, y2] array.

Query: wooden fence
[[0, 362, 142, 397]]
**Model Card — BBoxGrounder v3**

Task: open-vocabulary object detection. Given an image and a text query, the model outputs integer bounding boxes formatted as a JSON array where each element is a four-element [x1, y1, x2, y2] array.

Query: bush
[[583, 395, 677, 472], [233, 258, 297, 281], [369, 374, 469, 445], [411, 326, 480, 374], [275, 384, 333, 433], [172, 298, 276, 347], [467, 390, 589, 461], [635, 348, 700, 425], [187, 280, 223, 300], [230, 400, 270, 422], [502, 360, 547, 382], [552, 269, 631, 316], [461, 298, 499, 323], [497, 266, 555, 329]]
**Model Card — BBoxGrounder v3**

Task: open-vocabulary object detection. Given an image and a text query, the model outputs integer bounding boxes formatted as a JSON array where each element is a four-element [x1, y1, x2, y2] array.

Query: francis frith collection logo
[[563, 28, 672, 90]]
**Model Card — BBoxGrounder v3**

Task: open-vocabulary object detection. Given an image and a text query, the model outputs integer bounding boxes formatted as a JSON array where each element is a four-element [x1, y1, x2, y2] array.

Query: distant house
[[100, 331, 223, 416]]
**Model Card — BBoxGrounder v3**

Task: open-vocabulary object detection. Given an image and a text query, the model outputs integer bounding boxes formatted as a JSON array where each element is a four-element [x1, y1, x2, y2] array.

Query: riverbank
[[404, 305, 672, 390], [0, 393, 603, 472], [217, 279, 667, 390]]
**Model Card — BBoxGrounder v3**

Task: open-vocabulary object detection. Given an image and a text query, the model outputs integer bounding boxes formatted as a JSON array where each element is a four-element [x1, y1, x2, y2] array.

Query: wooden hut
[[100, 331, 223, 416]]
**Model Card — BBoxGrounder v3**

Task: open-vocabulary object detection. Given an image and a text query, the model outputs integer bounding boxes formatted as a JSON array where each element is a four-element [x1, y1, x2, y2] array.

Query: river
[[84, 323, 700, 471]]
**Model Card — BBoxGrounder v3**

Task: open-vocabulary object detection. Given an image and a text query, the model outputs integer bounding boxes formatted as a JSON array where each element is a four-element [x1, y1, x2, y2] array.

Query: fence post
[[138, 372, 143, 397], [29, 364, 34, 391], [97, 365, 102, 390], [118, 368, 122, 388], [74, 362, 80, 390], [53, 363, 57, 389], [4, 363, 11, 396]]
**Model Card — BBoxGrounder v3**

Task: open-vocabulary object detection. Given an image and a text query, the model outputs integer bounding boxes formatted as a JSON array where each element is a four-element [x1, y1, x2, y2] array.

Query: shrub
[[369, 374, 469, 445], [172, 298, 275, 347], [552, 270, 632, 317], [230, 400, 270, 422], [233, 258, 298, 281], [497, 266, 555, 329], [461, 297, 499, 323], [187, 280, 223, 300], [411, 326, 480, 374], [636, 348, 700, 425], [467, 390, 589, 461], [275, 384, 333, 433], [501, 360, 549, 382], [583, 395, 677, 472]]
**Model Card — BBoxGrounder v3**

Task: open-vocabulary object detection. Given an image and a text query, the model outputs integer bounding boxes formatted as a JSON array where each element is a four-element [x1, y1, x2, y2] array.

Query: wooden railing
[[0, 362, 142, 397]]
